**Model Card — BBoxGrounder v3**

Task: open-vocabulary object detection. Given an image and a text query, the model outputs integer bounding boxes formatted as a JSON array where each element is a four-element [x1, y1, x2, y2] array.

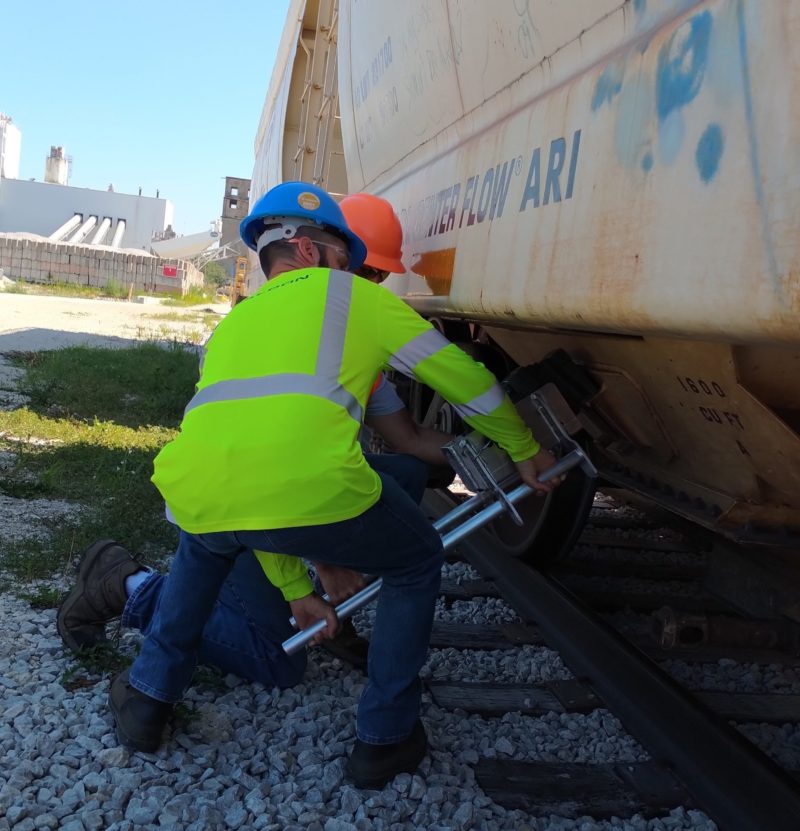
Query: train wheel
[[395, 335, 596, 566], [482, 463, 595, 567], [401, 358, 595, 567]]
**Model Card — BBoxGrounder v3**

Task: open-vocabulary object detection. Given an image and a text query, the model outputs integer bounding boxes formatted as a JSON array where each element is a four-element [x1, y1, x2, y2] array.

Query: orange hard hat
[[340, 193, 406, 274]]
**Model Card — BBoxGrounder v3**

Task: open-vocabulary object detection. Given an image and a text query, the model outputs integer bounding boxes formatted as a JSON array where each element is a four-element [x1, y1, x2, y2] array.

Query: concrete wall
[[0, 178, 174, 251], [0, 235, 203, 295]]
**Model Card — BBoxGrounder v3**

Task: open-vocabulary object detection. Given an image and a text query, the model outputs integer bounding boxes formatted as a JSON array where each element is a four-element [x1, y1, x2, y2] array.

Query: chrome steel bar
[[283, 450, 585, 654], [287, 491, 490, 627], [431, 490, 491, 534]]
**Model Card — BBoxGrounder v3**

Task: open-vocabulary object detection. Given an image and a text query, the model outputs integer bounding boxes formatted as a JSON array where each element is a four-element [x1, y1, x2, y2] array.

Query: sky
[[1, 0, 292, 234]]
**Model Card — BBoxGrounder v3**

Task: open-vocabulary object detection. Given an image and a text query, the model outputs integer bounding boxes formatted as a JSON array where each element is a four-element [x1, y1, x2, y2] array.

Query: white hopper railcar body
[[250, 0, 800, 582]]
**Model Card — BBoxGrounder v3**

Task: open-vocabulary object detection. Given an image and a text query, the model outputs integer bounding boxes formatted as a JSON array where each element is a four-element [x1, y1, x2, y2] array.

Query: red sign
[[162, 265, 178, 277]]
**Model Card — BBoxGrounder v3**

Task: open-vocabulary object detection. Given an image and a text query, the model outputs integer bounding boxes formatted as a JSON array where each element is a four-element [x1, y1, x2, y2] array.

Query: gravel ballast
[[1, 591, 721, 831], [0, 293, 780, 830]]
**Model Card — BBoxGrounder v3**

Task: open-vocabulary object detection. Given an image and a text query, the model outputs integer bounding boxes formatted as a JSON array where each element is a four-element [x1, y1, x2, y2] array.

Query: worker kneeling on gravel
[[58, 181, 560, 788]]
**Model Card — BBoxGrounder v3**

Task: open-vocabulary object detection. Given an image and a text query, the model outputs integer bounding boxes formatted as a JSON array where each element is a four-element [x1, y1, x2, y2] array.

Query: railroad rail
[[417, 488, 800, 829]]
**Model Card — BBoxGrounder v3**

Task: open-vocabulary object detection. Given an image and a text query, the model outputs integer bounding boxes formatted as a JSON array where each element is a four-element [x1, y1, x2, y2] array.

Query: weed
[[17, 585, 62, 609], [146, 311, 192, 323], [60, 640, 132, 690], [161, 287, 216, 307], [104, 278, 130, 299], [192, 664, 229, 693], [173, 700, 199, 725], [2, 534, 70, 581]]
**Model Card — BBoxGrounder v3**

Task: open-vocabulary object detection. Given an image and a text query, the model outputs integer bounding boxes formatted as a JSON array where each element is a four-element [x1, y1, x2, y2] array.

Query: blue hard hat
[[240, 181, 367, 271]]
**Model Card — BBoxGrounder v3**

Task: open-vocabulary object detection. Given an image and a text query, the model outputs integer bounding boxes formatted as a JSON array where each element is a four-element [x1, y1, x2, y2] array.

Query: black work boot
[[57, 540, 141, 653], [320, 619, 370, 670], [346, 720, 428, 788], [109, 669, 173, 753]]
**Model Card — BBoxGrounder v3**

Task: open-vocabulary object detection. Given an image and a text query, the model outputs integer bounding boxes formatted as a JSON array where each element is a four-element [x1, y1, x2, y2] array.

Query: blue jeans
[[125, 453, 441, 744]]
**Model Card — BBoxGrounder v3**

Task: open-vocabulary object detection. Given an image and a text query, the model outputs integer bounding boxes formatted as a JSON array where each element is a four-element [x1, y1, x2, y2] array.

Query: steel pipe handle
[[282, 448, 590, 655], [282, 581, 383, 655], [287, 491, 490, 628]]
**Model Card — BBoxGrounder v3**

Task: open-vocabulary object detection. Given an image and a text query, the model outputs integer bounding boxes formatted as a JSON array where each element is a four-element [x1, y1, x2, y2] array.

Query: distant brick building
[[221, 176, 250, 242], [220, 177, 251, 276]]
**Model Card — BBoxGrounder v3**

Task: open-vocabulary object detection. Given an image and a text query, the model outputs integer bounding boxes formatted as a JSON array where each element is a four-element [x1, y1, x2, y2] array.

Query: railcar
[[248, 0, 800, 613]]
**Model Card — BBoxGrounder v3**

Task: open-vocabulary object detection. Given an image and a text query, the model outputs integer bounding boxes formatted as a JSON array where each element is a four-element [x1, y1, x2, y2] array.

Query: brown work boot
[[57, 540, 141, 653], [109, 669, 173, 753]]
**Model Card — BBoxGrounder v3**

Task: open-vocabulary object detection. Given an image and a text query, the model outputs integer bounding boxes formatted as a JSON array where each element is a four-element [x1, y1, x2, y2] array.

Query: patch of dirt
[[0, 293, 225, 351]]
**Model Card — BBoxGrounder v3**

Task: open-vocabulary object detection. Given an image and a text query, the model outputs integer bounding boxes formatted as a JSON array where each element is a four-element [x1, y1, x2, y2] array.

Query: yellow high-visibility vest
[[152, 267, 539, 534]]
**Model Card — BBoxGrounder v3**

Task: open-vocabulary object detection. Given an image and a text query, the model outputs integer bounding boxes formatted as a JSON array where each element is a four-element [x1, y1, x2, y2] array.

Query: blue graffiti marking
[[658, 110, 685, 165], [592, 61, 625, 112], [642, 152, 654, 173], [634, 0, 646, 12], [735, 0, 779, 289], [656, 11, 712, 122], [695, 124, 723, 182]]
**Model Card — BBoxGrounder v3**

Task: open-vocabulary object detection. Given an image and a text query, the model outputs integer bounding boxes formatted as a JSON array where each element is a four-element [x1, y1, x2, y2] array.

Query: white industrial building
[[0, 178, 174, 252], [0, 114, 203, 295], [0, 120, 174, 251]]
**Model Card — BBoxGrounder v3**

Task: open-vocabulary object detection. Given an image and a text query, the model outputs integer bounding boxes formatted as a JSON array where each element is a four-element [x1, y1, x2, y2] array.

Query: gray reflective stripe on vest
[[316, 270, 353, 376], [388, 328, 506, 419], [184, 373, 362, 421], [387, 328, 448, 374], [183, 270, 363, 422], [451, 381, 506, 419]]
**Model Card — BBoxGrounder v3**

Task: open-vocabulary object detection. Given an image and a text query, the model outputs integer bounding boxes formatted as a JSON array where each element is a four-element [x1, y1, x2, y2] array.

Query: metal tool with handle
[[282, 388, 598, 655]]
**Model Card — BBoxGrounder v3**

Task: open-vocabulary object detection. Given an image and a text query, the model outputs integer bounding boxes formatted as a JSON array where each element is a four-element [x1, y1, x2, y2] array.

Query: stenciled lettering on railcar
[[353, 37, 393, 111], [674, 376, 746, 433], [400, 130, 582, 242]]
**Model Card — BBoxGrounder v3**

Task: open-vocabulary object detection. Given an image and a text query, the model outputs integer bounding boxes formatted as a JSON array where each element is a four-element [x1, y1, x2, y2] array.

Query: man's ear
[[293, 236, 321, 266]]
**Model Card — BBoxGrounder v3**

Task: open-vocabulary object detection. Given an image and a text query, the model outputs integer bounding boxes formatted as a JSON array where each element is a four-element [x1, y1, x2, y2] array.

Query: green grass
[[2, 281, 28, 294], [160, 286, 217, 306], [17, 585, 62, 609], [0, 344, 200, 579], [5, 280, 220, 304], [8, 343, 198, 429], [5, 279, 131, 300], [59, 640, 132, 690], [3, 536, 70, 583]]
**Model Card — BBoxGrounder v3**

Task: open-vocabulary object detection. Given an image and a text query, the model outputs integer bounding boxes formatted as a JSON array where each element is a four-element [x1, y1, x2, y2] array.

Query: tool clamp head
[[442, 382, 597, 500]]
